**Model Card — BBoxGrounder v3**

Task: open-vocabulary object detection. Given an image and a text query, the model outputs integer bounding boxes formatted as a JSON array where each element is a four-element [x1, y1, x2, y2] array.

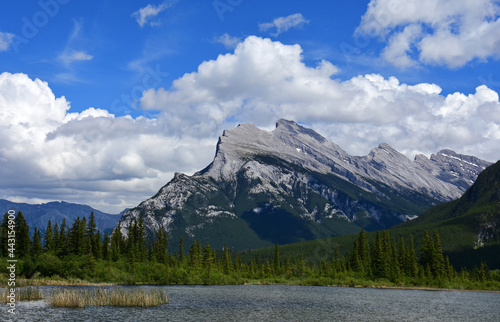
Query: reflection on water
[[1, 285, 499, 321]]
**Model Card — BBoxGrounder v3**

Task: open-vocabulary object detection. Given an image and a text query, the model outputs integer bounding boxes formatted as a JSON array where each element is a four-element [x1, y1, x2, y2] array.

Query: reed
[[49, 287, 169, 308], [0, 287, 44, 303]]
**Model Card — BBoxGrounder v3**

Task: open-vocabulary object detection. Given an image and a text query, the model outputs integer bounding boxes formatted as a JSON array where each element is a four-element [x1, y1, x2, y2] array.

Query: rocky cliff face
[[119, 119, 491, 249]]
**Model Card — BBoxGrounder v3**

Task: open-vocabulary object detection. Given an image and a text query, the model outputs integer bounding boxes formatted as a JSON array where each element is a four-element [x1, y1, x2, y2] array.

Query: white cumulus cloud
[[259, 13, 310, 36], [141, 36, 500, 161], [357, 0, 500, 68], [2, 36, 500, 213], [0, 72, 215, 213]]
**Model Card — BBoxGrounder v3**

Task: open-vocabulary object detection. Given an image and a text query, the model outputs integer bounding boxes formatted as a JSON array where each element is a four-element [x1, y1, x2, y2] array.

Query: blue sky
[[1, 0, 500, 212]]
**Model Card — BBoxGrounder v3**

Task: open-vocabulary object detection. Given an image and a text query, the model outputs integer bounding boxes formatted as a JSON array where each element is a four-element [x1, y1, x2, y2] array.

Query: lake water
[[2, 285, 499, 321]]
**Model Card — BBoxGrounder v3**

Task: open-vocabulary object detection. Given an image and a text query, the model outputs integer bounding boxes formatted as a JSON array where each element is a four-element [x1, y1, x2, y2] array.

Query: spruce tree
[[381, 231, 391, 278], [358, 228, 370, 271], [223, 243, 232, 274], [154, 229, 168, 264], [15, 211, 30, 258], [420, 230, 433, 269], [398, 236, 406, 273], [371, 231, 382, 277], [188, 240, 200, 268], [136, 217, 148, 262], [31, 227, 43, 257], [86, 212, 98, 257], [178, 237, 185, 263], [68, 217, 84, 255], [110, 223, 122, 261], [102, 230, 110, 261], [44, 220, 54, 252], [273, 242, 280, 274], [431, 230, 445, 277], [406, 234, 419, 277], [53, 223, 60, 253], [202, 242, 213, 271], [58, 218, 68, 256], [0, 213, 9, 257], [93, 229, 102, 259]]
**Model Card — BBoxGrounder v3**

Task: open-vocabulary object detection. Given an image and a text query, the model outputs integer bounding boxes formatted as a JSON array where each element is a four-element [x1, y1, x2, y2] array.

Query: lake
[[2, 285, 499, 321]]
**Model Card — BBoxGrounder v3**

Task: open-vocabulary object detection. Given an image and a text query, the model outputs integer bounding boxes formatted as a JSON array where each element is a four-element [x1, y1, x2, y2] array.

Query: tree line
[[0, 211, 498, 289]]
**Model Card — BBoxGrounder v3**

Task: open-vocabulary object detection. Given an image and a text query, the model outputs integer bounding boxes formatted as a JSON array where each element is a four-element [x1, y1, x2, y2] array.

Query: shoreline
[[4, 278, 498, 293]]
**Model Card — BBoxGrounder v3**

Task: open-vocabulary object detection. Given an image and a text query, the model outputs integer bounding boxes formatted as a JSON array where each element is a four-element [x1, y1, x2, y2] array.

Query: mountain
[[392, 159, 500, 268], [0, 199, 121, 235], [248, 160, 500, 269], [119, 119, 491, 250]]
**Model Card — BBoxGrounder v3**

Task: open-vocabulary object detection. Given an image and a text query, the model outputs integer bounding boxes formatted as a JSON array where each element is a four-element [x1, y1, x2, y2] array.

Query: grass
[[0, 286, 44, 303], [13, 277, 114, 287], [48, 287, 169, 308]]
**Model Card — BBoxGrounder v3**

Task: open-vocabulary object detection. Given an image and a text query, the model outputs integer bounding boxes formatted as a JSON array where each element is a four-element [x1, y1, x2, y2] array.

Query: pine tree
[[398, 236, 406, 273], [445, 256, 454, 281], [0, 213, 9, 257], [136, 217, 148, 262], [31, 227, 43, 257], [68, 217, 85, 255], [358, 228, 370, 271], [94, 229, 102, 259], [58, 218, 68, 256], [349, 240, 361, 272], [53, 223, 60, 253], [188, 240, 200, 268], [431, 230, 445, 277], [102, 230, 110, 261], [222, 243, 232, 274], [110, 222, 122, 261], [154, 229, 168, 264], [390, 238, 401, 281], [371, 231, 382, 277], [202, 242, 213, 271], [284, 253, 291, 276], [235, 254, 242, 272], [86, 212, 98, 258], [273, 242, 280, 275], [406, 234, 419, 277], [381, 231, 391, 278], [178, 237, 185, 263], [44, 220, 54, 252], [420, 230, 433, 269], [15, 211, 30, 258]]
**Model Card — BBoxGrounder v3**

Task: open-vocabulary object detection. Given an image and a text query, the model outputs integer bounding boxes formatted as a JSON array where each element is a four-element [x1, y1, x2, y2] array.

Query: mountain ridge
[[0, 199, 121, 235], [119, 119, 491, 250]]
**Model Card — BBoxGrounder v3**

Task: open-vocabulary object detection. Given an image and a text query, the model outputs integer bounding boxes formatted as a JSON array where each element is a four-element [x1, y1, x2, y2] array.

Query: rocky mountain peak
[[274, 119, 328, 144], [119, 120, 493, 248]]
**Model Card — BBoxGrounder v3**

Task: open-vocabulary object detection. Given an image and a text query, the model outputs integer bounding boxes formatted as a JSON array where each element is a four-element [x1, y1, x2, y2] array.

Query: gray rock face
[[203, 119, 490, 201], [119, 119, 492, 248]]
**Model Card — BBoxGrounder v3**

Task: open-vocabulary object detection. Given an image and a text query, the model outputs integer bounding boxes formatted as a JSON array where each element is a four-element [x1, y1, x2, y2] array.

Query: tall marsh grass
[[49, 287, 169, 308], [0, 287, 44, 303]]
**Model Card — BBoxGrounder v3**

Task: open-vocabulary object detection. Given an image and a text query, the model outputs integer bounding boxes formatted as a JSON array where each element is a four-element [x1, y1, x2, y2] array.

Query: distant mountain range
[[119, 119, 491, 250], [0, 200, 121, 235]]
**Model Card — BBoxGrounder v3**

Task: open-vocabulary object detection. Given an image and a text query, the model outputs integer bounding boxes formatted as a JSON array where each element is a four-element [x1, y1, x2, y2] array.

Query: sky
[[1, 0, 500, 213]]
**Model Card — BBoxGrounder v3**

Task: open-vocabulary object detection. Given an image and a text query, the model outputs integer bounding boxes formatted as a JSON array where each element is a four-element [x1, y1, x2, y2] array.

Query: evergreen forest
[[1, 211, 499, 290]]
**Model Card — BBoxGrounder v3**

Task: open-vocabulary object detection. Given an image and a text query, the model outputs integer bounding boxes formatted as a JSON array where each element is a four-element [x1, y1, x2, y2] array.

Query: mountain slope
[[395, 159, 500, 249], [119, 120, 491, 250], [247, 160, 500, 269], [0, 199, 121, 235]]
